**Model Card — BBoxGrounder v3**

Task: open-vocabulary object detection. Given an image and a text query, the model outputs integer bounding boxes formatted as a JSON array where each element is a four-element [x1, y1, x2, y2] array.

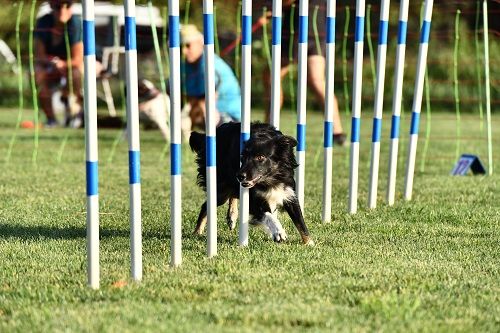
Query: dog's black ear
[[189, 131, 205, 153], [275, 135, 297, 148]]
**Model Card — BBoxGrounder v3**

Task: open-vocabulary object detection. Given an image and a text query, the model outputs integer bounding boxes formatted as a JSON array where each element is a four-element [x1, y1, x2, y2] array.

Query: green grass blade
[[366, 4, 376, 91], [214, 5, 220, 56], [454, 10, 461, 161], [148, 1, 170, 159], [483, 0, 493, 175], [262, 7, 272, 72], [288, 4, 296, 110], [162, 6, 170, 78], [29, 0, 39, 165], [235, 2, 242, 79], [5, 1, 25, 164], [107, 81, 126, 165], [475, 1, 484, 133], [181, 0, 191, 106], [342, 6, 350, 116], [56, 22, 75, 164], [420, 2, 432, 173], [312, 5, 322, 57]]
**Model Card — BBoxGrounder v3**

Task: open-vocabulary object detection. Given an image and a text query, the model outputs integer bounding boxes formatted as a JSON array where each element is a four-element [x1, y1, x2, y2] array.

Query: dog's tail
[[189, 131, 205, 154], [189, 131, 208, 189]]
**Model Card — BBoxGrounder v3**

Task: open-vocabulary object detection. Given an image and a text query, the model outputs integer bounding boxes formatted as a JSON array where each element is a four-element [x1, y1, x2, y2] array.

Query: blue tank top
[[183, 54, 241, 121]]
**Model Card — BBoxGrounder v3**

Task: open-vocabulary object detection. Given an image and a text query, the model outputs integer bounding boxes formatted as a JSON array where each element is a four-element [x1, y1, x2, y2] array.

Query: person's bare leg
[[307, 55, 344, 134], [35, 68, 55, 121], [62, 67, 83, 116], [263, 66, 290, 123]]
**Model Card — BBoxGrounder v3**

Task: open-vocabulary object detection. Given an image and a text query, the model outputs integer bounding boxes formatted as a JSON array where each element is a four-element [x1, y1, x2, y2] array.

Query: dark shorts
[[281, 0, 326, 66]]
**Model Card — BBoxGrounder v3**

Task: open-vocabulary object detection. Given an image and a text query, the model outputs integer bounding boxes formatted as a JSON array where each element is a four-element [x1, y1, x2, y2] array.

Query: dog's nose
[[236, 172, 246, 183]]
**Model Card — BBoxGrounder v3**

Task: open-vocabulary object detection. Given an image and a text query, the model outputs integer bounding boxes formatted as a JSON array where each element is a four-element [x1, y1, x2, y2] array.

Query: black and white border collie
[[189, 122, 313, 245]]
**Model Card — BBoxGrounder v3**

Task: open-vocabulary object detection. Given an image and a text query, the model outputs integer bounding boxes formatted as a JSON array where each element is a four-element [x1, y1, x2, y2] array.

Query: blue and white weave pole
[[203, 0, 218, 257], [386, 0, 409, 206], [348, 0, 365, 214], [295, 0, 308, 211], [168, 0, 182, 266], [404, 0, 434, 200], [239, 0, 252, 247], [83, 0, 99, 289], [367, 0, 390, 209], [322, 0, 335, 223], [270, 0, 282, 129], [124, 0, 142, 281]]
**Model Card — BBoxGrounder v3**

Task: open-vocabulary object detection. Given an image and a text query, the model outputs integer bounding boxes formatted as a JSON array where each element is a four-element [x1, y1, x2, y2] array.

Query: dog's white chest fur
[[260, 185, 295, 212]]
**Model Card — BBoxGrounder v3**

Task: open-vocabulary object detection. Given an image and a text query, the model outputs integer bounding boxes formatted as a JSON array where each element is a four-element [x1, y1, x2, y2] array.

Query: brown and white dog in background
[[138, 79, 170, 141]]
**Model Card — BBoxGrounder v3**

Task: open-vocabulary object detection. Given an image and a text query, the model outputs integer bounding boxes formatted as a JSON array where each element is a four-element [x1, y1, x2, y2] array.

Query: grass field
[[0, 107, 499, 332]]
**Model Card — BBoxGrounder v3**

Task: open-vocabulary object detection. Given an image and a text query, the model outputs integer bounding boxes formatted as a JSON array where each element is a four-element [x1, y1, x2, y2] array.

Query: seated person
[[258, 0, 347, 146], [34, 0, 101, 127], [179, 24, 241, 141]]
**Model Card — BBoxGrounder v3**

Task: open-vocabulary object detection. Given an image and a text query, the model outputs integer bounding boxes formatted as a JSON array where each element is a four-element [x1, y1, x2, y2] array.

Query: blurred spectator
[[179, 24, 241, 141], [259, 0, 346, 145], [35, 0, 101, 127]]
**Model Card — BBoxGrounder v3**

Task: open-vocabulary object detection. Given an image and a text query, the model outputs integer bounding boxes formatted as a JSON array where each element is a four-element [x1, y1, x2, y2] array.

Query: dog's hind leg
[[226, 197, 239, 231], [194, 202, 208, 235], [195, 193, 232, 235], [284, 197, 314, 245]]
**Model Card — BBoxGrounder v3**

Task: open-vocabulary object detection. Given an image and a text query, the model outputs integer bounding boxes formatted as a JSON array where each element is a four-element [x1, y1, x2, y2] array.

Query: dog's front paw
[[272, 229, 288, 243]]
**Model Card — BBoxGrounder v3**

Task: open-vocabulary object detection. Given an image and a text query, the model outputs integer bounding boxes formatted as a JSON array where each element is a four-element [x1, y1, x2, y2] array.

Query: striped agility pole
[[168, 0, 182, 266], [367, 0, 390, 209], [348, 0, 365, 214], [239, 0, 252, 247], [386, 0, 409, 206], [404, 0, 434, 200], [322, 0, 335, 223], [203, 0, 218, 257], [295, 0, 308, 211], [270, 0, 282, 129], [124, 0, 142, 281], [83, 0, 99, 289]]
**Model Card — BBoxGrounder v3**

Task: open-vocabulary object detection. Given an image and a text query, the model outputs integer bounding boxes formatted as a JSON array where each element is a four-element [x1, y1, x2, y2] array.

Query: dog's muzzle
[[237, 172, 259, 188]]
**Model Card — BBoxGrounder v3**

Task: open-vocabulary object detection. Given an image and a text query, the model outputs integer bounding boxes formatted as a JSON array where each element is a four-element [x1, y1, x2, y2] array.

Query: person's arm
[[34, 37, 52, 66], [70, 41, 84, 72], [47, 41, 83, 73]]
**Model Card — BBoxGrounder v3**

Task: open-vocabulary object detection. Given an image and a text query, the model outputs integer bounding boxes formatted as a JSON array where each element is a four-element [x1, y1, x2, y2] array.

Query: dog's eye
[[255, 155, 265, 162]]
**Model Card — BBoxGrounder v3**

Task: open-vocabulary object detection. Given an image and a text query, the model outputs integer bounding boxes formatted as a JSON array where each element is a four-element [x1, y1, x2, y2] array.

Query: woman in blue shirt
[[179, 24, 241, 140]]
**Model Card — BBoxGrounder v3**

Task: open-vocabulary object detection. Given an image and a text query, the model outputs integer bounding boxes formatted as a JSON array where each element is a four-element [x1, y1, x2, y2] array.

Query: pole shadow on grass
[[0, 223, 240, 247], [0, 223, 129, 240]]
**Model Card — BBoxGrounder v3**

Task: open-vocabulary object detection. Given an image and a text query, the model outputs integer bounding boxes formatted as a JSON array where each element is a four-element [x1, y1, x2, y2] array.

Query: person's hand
[[51, 57, 66, 72], [95, 61, 103, 76]]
